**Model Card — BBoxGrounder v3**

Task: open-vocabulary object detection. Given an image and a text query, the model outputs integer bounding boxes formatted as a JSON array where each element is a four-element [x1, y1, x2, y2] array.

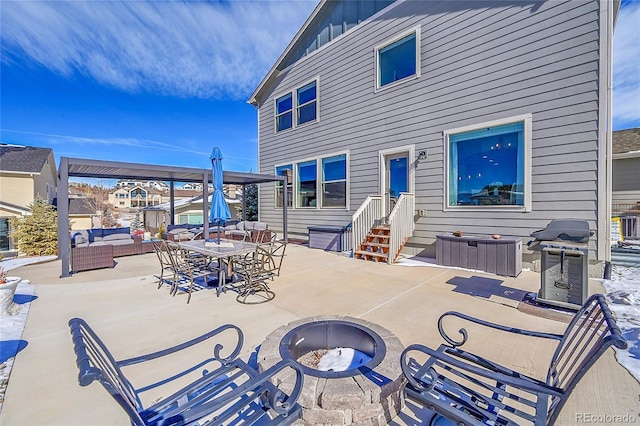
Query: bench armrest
[[438, 311, 563, 347], [118, 324, 243, 367]]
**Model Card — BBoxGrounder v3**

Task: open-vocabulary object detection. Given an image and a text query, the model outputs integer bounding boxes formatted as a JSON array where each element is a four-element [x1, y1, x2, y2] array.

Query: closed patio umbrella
[[209, 147, 231, 243]]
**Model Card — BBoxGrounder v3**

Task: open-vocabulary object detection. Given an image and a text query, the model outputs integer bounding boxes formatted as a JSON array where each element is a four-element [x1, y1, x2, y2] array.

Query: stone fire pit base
[[258, 316, 406, 426]]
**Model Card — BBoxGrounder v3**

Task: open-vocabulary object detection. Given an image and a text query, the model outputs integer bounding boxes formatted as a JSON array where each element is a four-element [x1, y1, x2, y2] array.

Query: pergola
[[57, 157, 288, 278]]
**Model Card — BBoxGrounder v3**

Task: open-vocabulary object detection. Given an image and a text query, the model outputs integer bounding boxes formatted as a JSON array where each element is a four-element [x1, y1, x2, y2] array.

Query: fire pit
[[258, 316, 405, 425]]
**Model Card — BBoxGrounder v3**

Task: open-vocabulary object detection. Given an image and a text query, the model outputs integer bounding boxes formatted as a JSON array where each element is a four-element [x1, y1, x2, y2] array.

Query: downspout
[[598, 0, 615, 273]]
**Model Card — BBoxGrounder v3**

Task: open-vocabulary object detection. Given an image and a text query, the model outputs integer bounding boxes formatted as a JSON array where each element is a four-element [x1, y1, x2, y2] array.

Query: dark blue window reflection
[[276, 93, 293, 132], [379, 32, 416, 87], [297, 81, 317, 125], [449, 122, 525, 207]]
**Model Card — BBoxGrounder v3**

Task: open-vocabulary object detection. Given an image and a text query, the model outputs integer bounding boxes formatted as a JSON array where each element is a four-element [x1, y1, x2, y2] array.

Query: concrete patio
[[1, 244, 638, 425]]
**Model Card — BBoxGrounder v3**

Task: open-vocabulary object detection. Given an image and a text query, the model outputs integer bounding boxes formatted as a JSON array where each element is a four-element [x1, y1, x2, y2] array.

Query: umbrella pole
[[217, 223, 221, 244]]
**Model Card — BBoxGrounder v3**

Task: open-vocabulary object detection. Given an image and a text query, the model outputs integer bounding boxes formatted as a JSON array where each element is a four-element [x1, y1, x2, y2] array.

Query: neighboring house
[[612, 128, 640, 214], [0, 144, 58, 252], [53, 197, 100, 231], [249, 0, 619, 271], [143, 194, 241, 234], [108, 186, 165, 209]]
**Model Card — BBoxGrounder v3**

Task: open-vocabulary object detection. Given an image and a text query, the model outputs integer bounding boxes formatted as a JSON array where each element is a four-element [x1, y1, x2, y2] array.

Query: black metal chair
[[69, 318, 304, 426], [400, 294, 627, 425]]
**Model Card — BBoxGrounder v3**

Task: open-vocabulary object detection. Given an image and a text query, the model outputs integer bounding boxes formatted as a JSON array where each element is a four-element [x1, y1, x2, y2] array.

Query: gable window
[[275, 164, 293, 208], [275, 93, 293, 132], [275, 79, 319, 132], [297, 160, 317, 208], [376, 29, 419, 89], [321, 154, 347, 208], [297, 81, 317, 125], [444, 115, 532, 211]]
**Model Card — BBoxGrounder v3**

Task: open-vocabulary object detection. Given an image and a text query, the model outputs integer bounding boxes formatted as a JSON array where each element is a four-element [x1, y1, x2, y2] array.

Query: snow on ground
[[603, 263, 640, 382]]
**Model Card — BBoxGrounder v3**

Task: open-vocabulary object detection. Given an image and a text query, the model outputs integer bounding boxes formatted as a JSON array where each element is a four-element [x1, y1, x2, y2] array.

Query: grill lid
[[530, 219, 592, 243]]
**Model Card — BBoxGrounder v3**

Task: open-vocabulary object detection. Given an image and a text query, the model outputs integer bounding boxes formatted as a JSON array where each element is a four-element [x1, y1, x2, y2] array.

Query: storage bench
[[308, 225, 350, 252], [436, 234, 522, 277]]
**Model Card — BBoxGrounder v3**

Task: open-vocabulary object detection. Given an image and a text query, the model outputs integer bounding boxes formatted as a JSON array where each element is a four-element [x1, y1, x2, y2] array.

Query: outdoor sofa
[[223, 220, 272, 242], [70, 227, 150, 272]]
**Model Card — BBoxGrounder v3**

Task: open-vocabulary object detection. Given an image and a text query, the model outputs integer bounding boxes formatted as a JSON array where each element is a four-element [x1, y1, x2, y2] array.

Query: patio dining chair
[[232, 244, 282, 304], [151, 239, 174, 291], [165, 242, 220, 304], [400, 294, 627, 426], [69, 318, 304, 426]]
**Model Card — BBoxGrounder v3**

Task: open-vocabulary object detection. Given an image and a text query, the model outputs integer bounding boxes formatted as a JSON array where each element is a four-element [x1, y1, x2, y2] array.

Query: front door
[[384, 153, 409, 217]]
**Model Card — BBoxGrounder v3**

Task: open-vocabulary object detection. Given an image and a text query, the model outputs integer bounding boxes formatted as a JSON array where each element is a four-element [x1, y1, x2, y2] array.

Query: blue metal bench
[[400, 294, 627, 425], [69, 318, 303, 425]]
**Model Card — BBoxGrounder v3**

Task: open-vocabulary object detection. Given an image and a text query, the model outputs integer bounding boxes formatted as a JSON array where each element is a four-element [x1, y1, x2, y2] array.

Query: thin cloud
[[0, 128, 257, 169], [613, 2, 640, 128], [0, 1, 316, 99]]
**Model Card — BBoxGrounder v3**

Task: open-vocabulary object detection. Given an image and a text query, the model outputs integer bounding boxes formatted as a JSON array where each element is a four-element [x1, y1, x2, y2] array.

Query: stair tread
[[354, 250, 388, 258]]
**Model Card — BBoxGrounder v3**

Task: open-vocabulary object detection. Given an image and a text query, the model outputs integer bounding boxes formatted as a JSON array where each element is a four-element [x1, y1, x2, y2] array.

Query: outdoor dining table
[[178, 238, 258, 296]]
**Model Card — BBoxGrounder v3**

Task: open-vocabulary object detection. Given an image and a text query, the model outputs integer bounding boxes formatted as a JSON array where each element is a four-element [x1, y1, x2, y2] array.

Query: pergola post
[[57, 157, 71, 277], [169, 182, 175, 225]]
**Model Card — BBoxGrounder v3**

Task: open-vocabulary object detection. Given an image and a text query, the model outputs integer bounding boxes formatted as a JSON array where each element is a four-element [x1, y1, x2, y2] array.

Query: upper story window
[[444, 114, 532, 211], [275, 79, 318, 133], [282, 0, 395, 69], [376, 28, 420, 90], [275, 93, 293, 132], [297, 81, 317, 125]]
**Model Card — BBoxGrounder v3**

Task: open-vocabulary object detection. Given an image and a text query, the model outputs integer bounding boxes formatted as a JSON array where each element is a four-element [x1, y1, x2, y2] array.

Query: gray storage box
[[539, 242, 589, 309], [308, 226, 349, 252], [436, 234, 522, 277]]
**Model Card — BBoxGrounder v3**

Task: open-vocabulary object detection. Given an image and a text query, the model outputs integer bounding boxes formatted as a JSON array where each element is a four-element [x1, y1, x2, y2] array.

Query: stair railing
[[352, 195, 383, 257], [387, 192, 415, 264]]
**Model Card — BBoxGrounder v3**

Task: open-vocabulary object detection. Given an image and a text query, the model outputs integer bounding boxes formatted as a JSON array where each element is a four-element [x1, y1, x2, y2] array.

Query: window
[[445, 115, 531, 210], [275, 93, 293, 132], [275, 153, 349, 209], [321, 154, 347, 208], [297, 81, 317, 125], [0, 218, 10, 251], [275, 79, 318, 132], [297, 160, 317, 208], [178, 214, 203, 225], [376, 29, 419, 89], [275, 164, 293, 208]]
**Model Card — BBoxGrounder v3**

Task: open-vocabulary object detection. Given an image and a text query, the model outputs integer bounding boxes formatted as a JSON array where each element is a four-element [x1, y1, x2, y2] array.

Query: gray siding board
[[257, 0, 604, 256]]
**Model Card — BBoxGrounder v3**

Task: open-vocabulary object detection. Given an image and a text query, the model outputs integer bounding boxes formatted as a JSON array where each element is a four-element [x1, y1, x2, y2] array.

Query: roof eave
[[247, 0, 326, 106]]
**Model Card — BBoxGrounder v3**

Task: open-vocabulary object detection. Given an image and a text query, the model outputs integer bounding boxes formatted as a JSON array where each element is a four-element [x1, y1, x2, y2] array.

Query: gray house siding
[[255, 0, 609, 261]]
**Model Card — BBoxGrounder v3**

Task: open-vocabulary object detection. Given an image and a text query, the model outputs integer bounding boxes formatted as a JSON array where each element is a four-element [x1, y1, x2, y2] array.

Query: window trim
[[320, 153, 348, 209], [274, 150, 350, 210], [374, 26, 421, 92], [443, 114, 533, 212], [274, 77, 320, 134]]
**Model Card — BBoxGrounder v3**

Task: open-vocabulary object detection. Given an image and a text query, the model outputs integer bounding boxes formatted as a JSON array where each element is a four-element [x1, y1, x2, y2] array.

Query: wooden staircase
[[354, 225, 391, 262]]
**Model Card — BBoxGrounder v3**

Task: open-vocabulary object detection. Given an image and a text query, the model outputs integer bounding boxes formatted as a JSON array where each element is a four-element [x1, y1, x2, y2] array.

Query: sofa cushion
[[254, 222, 268, 231], [103, 227, 130, 237], [236, 221, 246, 231], [167, 224, 189, 231], [103, 233, 132, 242], [106, 239, 134, 246]]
